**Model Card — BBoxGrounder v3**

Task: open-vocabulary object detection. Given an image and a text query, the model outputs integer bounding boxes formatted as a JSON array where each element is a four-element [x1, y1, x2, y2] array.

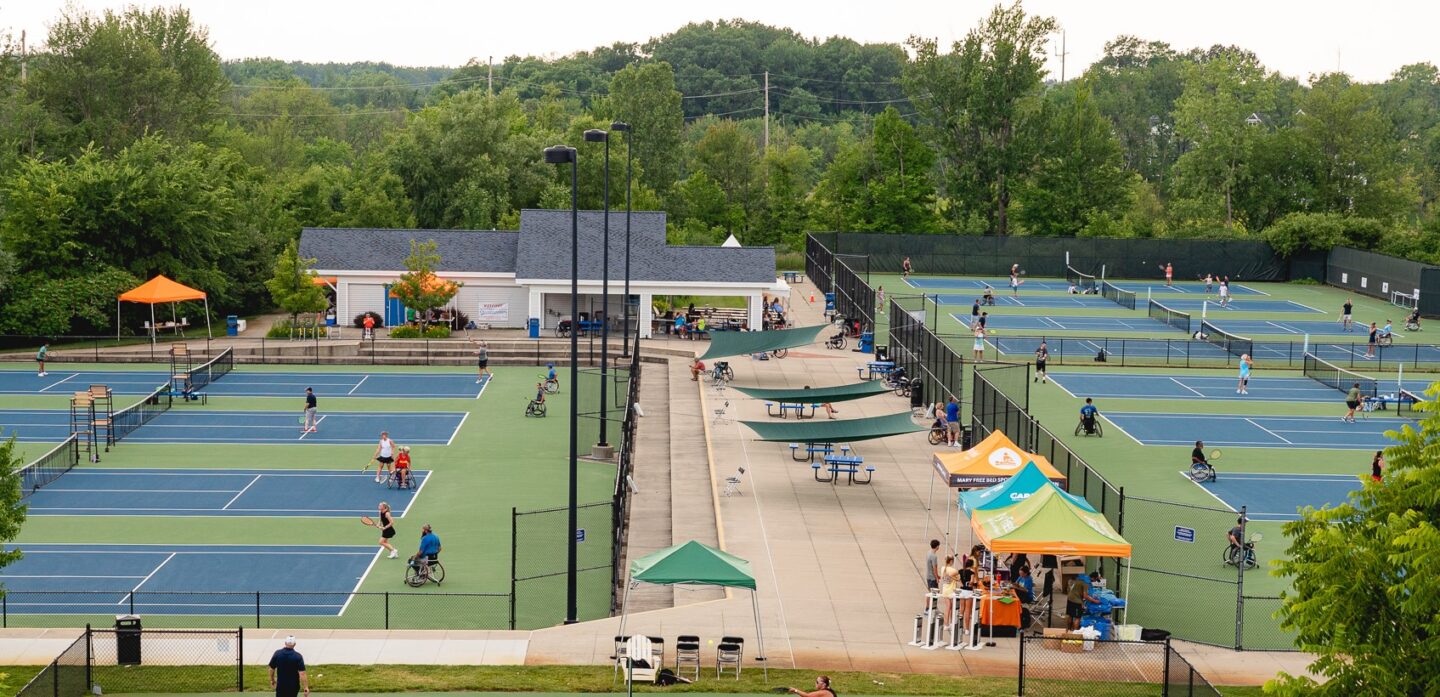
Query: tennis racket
[[359, 515, 377, 527], [1208, 449, 1223, 461], [298, 416, 306, 425], [360, 458, 374, 472]]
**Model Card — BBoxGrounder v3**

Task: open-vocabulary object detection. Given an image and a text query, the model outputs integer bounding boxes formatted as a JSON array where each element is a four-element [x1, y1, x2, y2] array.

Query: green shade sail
[[731, 381, 892, 404], [699, 324, 828, 360], [628, 540, 756, 589], [741, 411, 927, 444]]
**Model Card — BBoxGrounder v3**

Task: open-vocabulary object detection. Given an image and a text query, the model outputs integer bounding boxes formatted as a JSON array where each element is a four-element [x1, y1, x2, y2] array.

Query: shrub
[[353, 311, 383, 328], [452, 309, 470, 328], [388, 324, 451, 339], [266, 319, 328, 338]]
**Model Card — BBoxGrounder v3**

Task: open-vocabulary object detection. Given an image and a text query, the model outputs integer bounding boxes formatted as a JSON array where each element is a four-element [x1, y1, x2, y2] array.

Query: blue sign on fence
[[1174, 526, 1195, 543], [576, 528, 586, 543]]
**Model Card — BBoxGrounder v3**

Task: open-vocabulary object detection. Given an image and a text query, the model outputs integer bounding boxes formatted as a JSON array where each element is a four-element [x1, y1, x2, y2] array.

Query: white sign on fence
[[476, 302, 509, 323]]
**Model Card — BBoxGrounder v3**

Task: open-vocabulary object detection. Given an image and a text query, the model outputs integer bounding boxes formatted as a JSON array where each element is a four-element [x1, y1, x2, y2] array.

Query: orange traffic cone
[[809, 292, 815, 303]]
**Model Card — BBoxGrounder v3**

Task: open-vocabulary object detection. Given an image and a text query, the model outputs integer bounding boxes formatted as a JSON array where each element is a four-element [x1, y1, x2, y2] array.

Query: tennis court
[[954, 313, 1173, 332], [1191, 472, 1364, 522], [0, 369, 488, 399], [0, 409, 467, 444], [906, 275, 1266, 295], [1103, 412, 1412, 450], [23, 468, 429, 517], [1049, 372, 1429, 404], [932, 295, 1317, 312], [0, 543, 377, 616]]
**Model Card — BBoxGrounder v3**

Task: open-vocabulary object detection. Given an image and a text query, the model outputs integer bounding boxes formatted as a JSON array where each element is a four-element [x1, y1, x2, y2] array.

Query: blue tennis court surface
[[1104, 412, 1410, 450], [956, 313, 1167, 332], [0, 409, 466, 444], [934, 295, 1318, 313], [906, 276, 1265, 295], [1191, 472, 1363, 521], [24, 468, 429, 517], [0, 543, 377, 616], [1049, 372, 1430, 404], [0, 369, 488, 398], [992, 335, 1440, 365]]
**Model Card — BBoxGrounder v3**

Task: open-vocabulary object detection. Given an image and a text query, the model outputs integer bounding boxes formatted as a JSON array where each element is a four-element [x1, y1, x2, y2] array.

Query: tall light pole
[[583, 128, 611, 452], [542, 143, 580, 625], [610, 121, 633, 358]]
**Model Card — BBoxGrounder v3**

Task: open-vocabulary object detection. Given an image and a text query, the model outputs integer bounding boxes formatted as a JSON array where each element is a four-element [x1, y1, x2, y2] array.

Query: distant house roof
[[299, 210, 775, 286], [514, 209, 775, 285], [300, 228, 518, 274]]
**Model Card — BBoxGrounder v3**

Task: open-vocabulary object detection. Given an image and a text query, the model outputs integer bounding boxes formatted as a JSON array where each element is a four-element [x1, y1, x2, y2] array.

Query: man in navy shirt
[[302, 387, 318, 433], [945, 397, 961, 448], [268, 636, 308, 697]]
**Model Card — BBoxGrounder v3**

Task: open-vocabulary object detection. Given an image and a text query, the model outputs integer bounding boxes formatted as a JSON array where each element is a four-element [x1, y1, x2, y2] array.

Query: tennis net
[[112, 385, 173, 443], [1397, 388, 1425, 417], [1199, 320, 1254, 358], [1066, 265, 1098, 293], [187, 348, 234, 392], [18, 434, 80, 498], [1101, 281, 1137, 310], [1303, 353, 1379, 398], [1148, 299, 1191, 334]]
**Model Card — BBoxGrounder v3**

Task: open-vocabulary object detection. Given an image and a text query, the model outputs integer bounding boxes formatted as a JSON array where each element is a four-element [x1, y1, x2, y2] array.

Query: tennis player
[[1033, 341, 1049, 384], [377, 502, 397, 558], [1192, 441, 1209, 468], [394, 446, 412, 488], [372, 431, 397, 483], [1009, 264, 1022, 296], [1164, 263, 1174, 287], [1204, 274, 1214, 293], [468, 338, 490, 383], [902, 256, 912, 278], [877, 285, 885, 314], [972, 326, 986, 361], [1236, 354, 1252, 395], [1366, 322, 1379, 359], [1370, 451, 1384, 482], [35, 343, 48, 377], [301, 387, 318, 433], [1344, 383, 1362, 422], [1341, 297, 1354, 332], [1218, 277, 1231, 307]]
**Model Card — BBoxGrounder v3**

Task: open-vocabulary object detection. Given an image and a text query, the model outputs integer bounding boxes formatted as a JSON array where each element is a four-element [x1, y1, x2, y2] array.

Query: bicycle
[[405, 557, 446, 587], [1221, 534, 1261, 571]]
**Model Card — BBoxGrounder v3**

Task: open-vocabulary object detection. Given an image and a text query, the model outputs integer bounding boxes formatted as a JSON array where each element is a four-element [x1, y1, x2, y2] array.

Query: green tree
[[1295, 73, 1415, 220], [1084, 36, 1188, 185], [0, 267, 140, 335], [692, 121, 762, 225], [0, 436, 25, 579], [601, 62, 684, 193], [389, 240, 460, 330], [1017, 82, 1131, 236], [1172, 50, 1275, 229], [31, 5, 227, 153], [905, 2, 1057, 235], [1262, 212, 1386, 256], [264, 239, 329, 328], [1270, 395, 1440, 695], [756, 144, 812, 247]]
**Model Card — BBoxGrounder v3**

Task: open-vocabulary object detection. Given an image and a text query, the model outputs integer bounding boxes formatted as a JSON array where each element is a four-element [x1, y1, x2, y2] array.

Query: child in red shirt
[[394, 447, 412, 488]]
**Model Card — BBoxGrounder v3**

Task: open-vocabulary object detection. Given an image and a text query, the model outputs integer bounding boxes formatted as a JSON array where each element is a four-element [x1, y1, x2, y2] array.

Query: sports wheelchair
[[525, 398, 547, 417], [1075, 413, 1103, 437], [405, 556, 445, 587]]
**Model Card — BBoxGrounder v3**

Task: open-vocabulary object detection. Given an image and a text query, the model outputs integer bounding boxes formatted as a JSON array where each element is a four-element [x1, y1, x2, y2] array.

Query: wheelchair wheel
[[1189, 464, 1214, 483], [525, 401, 546, 417], [928, 428, 944, 446], [543, 379, 560, 394], [405, 562, 427, 588], [1378, 335, 1394, 347], [770, 348, 788, 359], [428, 560, 445, 585], [720, 366, 735, 381]]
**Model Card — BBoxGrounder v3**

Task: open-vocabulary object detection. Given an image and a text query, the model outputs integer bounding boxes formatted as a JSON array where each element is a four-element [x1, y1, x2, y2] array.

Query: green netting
[[698, 324, 828, 360], [731, 381, 892, 404], [741, 411, 926, 443]]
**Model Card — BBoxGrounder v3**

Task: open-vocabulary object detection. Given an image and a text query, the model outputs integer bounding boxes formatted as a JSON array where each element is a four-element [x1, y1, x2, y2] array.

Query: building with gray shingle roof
[[299, 209, 783, 335]]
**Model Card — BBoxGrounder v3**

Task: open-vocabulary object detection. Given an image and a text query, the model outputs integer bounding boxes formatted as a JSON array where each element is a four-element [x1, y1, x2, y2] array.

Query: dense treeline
[[3, 3, 1440, 336]]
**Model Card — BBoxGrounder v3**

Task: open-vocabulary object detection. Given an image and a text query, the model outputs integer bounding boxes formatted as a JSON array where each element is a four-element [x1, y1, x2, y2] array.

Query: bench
[[817, 456, 874, 485], [767, 402, 819, 419], [790, 442, 834, 462]]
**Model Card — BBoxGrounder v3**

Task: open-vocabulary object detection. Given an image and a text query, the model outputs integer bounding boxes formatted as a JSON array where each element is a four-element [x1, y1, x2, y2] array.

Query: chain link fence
[[888, 296, 963, 409], [17, 626, 245, 696], [965, 333, 1440, 372], [15, 628, 87, 697], [1018, 635, 1221, 696]]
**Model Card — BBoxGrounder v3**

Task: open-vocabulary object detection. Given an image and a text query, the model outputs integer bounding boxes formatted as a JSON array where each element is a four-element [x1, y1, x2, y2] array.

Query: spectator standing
[[1370, 450, 1384, 482], [945, 397, 961, 447], [1341, 297, 1354, 332], [268, 636, 309, 697]]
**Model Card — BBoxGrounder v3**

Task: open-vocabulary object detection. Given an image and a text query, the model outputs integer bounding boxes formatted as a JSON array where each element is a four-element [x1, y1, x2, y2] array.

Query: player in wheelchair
[[525, 381, 547, 417], [1074, 398, 1102, 437], [405, 524, 445, 587], [1406, 308, 1421, 332]]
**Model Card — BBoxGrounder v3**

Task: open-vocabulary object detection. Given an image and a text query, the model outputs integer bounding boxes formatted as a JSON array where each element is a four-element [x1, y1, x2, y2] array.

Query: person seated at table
[[695, 317, 707, 336], [674, 313, 687, 338], [801, 386, 839, 419], [1015, 565, 1035, 603], [1005, 552, 1030, 580], [689, 358, 705, 381]]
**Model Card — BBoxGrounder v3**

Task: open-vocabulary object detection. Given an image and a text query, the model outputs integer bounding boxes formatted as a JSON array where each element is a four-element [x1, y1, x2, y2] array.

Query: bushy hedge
[[388, 324, 451, 339]]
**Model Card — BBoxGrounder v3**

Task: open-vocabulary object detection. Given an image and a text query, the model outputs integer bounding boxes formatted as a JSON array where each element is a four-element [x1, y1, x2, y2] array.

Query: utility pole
[[1055, 30, 1068, 82], [19, 31, 26, 83], [763, 71, 769, 152], [487, 56, 493, 97]]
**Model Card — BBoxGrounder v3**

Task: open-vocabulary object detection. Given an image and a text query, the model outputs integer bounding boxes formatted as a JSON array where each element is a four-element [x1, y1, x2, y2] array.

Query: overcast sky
[[3, 1, 1437, 84]]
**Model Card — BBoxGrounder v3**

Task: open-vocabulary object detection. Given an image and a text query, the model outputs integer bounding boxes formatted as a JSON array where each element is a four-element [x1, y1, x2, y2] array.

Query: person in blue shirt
[[944, 397, 961, 447], [1080, 398, 1098, 421], [1015, 564, 1036, 603], [411, 524, 442, 567], [1236, 354, 1252, 395]]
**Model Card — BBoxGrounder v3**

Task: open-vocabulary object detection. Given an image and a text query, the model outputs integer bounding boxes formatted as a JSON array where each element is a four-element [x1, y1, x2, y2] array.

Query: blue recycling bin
[[225, 315, 239, 337], [528, 318, 540, 338], [858, 331, 875, 354]]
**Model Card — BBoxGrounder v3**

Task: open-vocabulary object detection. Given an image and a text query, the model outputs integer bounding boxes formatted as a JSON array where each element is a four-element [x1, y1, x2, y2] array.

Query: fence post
[[1235, 506, 1246, 650], [129, 591, 135, 615], [237, 626, 245, 692], [385, 592, 390, 629], [256, 592, 261, 628], [1161, 637, 1171, 696], [2, 593, 5, 628], [1017, 634, 1026, 696], [85, 623, 92, 697], [510, 506, 519, 630]]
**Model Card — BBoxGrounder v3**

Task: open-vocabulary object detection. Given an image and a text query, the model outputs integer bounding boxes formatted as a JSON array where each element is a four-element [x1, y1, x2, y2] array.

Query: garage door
[[347, 284, 386, 322], [458, 285, 527, 328]]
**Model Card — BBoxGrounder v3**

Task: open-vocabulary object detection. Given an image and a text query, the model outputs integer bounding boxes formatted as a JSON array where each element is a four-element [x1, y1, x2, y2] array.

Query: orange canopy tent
[[932, 430, 1066, 488], [116, 275, 211, 342]]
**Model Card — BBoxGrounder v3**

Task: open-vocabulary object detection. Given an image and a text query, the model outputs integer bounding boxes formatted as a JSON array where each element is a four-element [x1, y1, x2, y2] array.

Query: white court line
[[446, 412, 469, 446], [1169, 377, 1206, 398], [1179, 472, 1237, 511], [1293, 301, 1324, 313], [126, 552, 176, 599], [1235, 284, 1269, 296], [340, 549, 385, 617], [0, 574, 145, 579], [1264, 321, 1301, 334], [1040, 316, 1067, 330], [347, 375, 370, 395], [474, 374, 490, 399], [1211, 475, 1361, 482], [1046, 376, 1080, 399], [38, 374, 78, 392], [222, 475, 262, 509], [401, 472, 432, 518], [35, 488, 244, 494], [56, 470, 406, 477], [1099, 414, 1142, 445], [298, 415, 327, 440]]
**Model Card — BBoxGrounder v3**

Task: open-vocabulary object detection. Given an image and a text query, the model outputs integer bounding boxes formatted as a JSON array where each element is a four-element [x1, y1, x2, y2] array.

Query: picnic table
[[767, 402, 819, 419], [857, 361, 896, 381], [782, 271, 805, 284], [813, 450, 874, 485]]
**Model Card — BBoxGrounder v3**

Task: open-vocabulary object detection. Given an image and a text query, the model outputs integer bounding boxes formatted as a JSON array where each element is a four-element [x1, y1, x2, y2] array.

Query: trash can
[[858, 331, 875, 354], [874, 345, 890, 363], [528, 318, 540, 339], [961, 426, 973, 451], [909, 380, 924, 409], [225, 315, 239, 337], [824, 293, 835, 314], [115, 615, 142, 665]]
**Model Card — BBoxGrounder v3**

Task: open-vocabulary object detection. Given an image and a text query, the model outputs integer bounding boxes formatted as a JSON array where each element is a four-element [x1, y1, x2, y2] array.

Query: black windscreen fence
[[1326, 246, 1439, 317]]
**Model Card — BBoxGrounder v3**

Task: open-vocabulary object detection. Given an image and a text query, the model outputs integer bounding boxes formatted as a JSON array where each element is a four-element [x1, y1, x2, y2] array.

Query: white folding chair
[[722, 467, 746, 497], [712, 400, 733, 426]]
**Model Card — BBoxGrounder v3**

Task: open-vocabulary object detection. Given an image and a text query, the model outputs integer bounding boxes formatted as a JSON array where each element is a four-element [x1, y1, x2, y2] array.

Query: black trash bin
[[909, 381, 924, 409], [115, 615, 142, 665], [874, 345, 890, 363], [961, 426, 973, 450]]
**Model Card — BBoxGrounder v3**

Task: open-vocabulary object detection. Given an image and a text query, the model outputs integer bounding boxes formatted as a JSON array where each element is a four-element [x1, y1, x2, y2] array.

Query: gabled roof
[[514, 209, 775, 285], [300, 228, 519, 274]]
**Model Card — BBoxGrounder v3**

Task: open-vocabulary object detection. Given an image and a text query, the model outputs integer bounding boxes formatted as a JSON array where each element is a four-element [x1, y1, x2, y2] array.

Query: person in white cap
[[268, 635, 309, 697]]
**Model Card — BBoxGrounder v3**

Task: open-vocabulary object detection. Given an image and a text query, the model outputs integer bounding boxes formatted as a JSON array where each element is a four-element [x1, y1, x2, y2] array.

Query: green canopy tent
[[958, 461, 1097, 516], [617, 540, 767, 677], [731, 381, 893, 404], [741, 411, 927, 444], [699, 324, 828, 360]]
